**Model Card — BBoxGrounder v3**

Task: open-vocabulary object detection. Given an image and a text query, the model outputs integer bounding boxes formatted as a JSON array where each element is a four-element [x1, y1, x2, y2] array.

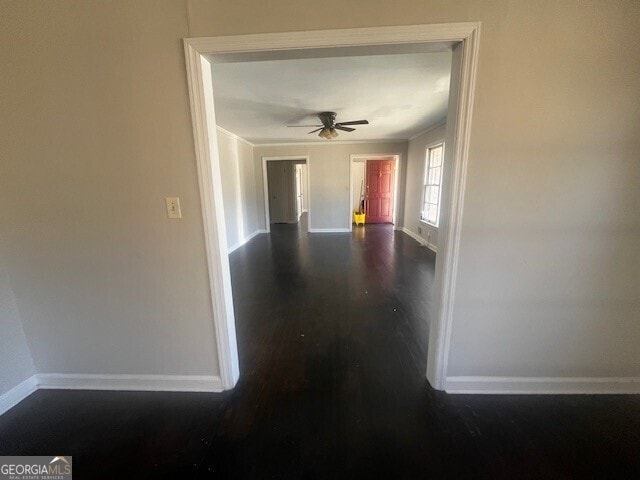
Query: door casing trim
[[183, 22, 481, 390]]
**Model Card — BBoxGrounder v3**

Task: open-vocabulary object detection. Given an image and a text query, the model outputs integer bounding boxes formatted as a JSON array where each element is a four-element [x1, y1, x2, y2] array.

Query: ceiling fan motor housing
[[319, 111, 337, 126]]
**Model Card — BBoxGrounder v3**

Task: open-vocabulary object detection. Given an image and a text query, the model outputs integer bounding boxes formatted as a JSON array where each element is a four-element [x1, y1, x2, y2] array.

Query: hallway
[[0, 223, 638, 479]]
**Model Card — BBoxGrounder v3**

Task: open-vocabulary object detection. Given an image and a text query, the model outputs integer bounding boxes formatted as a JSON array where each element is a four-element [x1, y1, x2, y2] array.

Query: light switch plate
[[165, 197, 182, 219]]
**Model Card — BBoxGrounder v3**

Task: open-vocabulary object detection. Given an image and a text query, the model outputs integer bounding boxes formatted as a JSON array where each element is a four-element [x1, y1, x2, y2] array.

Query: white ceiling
[[209, 49, 452, 144]]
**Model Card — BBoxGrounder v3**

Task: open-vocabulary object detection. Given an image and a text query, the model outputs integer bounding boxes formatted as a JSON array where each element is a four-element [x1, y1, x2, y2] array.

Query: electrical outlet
[[165, 197, 182, 219], [418, 226, 422, 234]]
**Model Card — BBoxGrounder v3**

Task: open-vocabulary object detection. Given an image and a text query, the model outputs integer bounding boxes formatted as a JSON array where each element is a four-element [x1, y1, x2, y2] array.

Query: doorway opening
[[295, 164, 307, 220], [262, 156, 310, 233], [350, 154, 400, 229], [184, 24, 480, 391]]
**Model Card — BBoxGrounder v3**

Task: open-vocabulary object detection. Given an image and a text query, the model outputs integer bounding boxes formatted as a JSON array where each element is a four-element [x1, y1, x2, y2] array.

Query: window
[[421, 143, 444, 226]]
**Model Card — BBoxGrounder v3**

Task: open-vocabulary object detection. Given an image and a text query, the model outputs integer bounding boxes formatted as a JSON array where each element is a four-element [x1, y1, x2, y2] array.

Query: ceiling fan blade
[[334, 125, 355, 132], [335, 120, 369, 126], [308, 128, 323, 134], [287, 124, 322, 127]]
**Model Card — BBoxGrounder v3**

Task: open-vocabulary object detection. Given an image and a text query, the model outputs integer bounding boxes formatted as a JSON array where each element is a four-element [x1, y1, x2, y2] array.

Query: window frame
[[420, 142, 445, 227]]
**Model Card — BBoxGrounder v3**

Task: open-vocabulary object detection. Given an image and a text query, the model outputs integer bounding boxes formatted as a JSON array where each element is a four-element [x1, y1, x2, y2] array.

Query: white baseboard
[[228, 229, 264, 254], [35, 374, 224, 393], [0, 373, 225, 417], [309, 228, 350, 233], [445, 376, 640, 394], [4, 372, 638, 417], [401, 227, 437, 252], [0, 375, 38, 416]]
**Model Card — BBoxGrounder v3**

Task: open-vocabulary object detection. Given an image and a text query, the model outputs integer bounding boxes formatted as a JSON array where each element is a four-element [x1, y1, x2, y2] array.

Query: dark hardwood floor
[[1, 215, 639, 479]]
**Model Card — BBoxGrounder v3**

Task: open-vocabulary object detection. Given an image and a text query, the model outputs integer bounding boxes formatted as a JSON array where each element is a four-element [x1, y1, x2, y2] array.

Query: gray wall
[[403, 124, 447, 249], [0, 0, 638, 393], [217, 129, 260, 249], [0, 0, 219, 380], [0, 254, 35, 397], [254, 142, 408, 230]]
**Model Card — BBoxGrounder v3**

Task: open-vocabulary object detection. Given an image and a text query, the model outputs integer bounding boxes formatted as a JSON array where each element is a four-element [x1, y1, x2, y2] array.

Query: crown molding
[[216, 126, 255, 147], [408, 120, 447, 141]]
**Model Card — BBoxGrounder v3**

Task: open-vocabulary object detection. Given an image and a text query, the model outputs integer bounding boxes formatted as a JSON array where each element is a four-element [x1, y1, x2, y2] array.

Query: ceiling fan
[[287, 111, 369, 139]]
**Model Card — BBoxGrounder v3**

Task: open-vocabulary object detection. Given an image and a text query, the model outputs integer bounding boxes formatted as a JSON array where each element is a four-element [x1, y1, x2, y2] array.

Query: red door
[[365, 159, 395, 223]]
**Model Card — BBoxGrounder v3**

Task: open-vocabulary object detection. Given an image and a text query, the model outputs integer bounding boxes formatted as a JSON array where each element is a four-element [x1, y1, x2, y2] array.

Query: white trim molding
[[0, 376, 38, 416], [184, 22, 481, 393], [309, 228, 350, 233], [216, 126, 255, 147], [184, 39, 240, 390], [227, 229, 263, 254], [408, 120, 447, 141], [401, 227, 437, 252], [425, 24, 481, 390], [35, 374, 224, 393], [1, 374, 225, 416], [445, 376, 640, 395], [185, 23, 481, 54]]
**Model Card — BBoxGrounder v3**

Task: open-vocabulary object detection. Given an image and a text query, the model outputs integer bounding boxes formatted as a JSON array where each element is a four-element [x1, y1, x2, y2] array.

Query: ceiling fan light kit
[[318, 127, 339, 139], [287, 111, 369, 140]]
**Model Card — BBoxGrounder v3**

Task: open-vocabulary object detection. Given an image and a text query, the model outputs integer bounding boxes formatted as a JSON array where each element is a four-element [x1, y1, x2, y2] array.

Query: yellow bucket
[[353, 212, 366, 226]]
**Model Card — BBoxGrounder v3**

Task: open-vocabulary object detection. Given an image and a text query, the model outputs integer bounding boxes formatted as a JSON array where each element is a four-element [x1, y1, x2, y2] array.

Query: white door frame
[[183, 23, 481, 391], [295, 164, 303, 220], [262, 155, 310, 233], [349, 154, 401, 231]]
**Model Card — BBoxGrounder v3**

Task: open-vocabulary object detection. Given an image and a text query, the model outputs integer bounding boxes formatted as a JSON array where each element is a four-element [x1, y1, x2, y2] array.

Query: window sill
[[419, 219, 438, 229]]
